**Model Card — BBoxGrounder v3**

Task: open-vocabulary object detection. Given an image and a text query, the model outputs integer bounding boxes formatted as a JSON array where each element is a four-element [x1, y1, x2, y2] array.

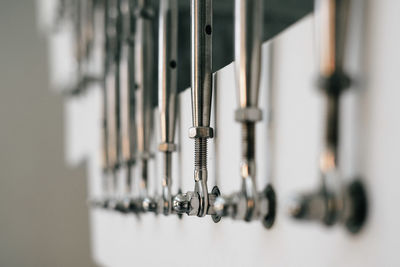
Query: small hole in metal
[[205, 25, 212, 35], [169, 60, 177, 69]]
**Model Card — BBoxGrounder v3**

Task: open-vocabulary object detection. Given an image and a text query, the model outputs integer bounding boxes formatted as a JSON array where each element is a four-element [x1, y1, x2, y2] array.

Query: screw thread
[[194, 138, 208, 170], [242, 122, 255, 161]]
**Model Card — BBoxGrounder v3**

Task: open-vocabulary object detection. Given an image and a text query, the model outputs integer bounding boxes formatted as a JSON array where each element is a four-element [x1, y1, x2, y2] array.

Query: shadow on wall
[[0, 1, 96, 266]]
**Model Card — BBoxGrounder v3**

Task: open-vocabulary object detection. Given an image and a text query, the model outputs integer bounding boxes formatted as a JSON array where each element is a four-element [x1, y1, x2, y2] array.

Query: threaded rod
[[242, 122, 255, 162], [194, 138, 208, 172]]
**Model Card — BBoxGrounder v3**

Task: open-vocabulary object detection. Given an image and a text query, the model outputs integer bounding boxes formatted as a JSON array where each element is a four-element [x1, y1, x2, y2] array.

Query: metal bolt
[[172, 191, 199, 216]]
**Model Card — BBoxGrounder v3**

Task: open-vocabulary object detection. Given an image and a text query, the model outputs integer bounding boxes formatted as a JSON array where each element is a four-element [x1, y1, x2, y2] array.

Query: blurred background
[[0, 1, 95, 266], [1, 0, 400, 266]]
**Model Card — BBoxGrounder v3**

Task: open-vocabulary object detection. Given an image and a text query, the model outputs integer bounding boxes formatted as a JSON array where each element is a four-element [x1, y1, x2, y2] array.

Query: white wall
[[0, 1, 95, 266], [65, 0, 400, 266]]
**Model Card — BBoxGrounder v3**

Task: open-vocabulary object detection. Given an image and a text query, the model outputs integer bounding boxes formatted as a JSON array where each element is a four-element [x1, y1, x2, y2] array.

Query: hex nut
[[158, 142, 177, 152], [188, 127, 214, 139], [235, 107, 263, 122]]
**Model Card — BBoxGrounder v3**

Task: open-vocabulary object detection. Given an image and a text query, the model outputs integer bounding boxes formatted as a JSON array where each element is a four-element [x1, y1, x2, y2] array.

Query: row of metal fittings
[[48, 0, 367, 233]]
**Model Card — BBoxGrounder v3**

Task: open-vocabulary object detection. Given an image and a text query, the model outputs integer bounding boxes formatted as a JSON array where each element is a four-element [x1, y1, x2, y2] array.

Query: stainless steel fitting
[[214, 186, 275, 226], [213, 0, 276, 228], [158, 0, 179, 216], [133, 0, 158, 213], [97, 0, 157, 215], [173, 0, 219, 219], [288, 0, 367, 233], [114, 0, 138, 213], [234, 0, 264, 222], [101, 0, 122, 210]]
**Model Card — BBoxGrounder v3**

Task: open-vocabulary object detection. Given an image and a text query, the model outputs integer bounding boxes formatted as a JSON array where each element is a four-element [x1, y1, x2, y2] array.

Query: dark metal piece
[[317, 71, 351, 96], [262, 184, 276, 229], [345, 179, 368, 234], [211, 186, 221, 223]]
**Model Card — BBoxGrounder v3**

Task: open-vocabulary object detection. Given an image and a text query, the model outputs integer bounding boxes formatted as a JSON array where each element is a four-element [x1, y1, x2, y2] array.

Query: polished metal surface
[[315, 0, 350, 78], [190, 0, 213, 218], [158, 0, 178, 215], [190, 0, 212, 129], [235, 0, 262, 110]]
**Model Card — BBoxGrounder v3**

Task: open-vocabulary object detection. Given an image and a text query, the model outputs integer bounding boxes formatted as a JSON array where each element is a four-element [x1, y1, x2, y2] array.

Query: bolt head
[[173, 192, 199, 216]]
